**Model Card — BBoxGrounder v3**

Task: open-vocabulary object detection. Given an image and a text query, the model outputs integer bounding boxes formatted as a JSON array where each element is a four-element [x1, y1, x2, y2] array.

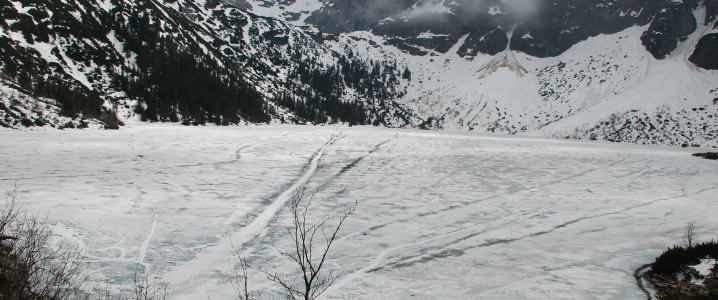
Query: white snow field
[[2, 124, 718, 299]]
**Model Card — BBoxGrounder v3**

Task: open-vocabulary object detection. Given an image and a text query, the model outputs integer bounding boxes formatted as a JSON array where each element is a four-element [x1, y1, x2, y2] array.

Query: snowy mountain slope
[[303, 0, 711, 61], [0, 82, 106, 129], [531, 7, 718, 147], [2, 0, 718, 148], [0, 0, 270, 128], [0, 0, 407, 128], [538, 25, 718, 147], [226, 0, 325, 25], [313, 3, 718, 147], [155, 0, 421, 126], [0, 0, 127, 129], [213, 0, 718, 147], [162, 0, 332, 94], [305, 0, 663, 56]]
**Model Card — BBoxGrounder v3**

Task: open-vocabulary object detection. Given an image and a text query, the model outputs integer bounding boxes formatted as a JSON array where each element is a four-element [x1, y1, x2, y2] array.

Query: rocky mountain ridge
[[0, 0, 407, 129], [2, 0, 718, 148]]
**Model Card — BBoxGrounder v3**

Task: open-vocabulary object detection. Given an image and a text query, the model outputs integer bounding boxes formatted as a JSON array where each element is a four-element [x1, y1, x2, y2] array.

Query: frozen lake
[[2, 124, 717, 299]]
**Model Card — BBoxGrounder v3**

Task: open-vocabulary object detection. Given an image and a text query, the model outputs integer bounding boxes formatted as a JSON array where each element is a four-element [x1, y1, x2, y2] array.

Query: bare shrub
[[231, 245, 260, 300], [126, 265, 166, 300], [0, 185, 85, 300], [259, 189, 356, 300], [682, 221, 696, 248]]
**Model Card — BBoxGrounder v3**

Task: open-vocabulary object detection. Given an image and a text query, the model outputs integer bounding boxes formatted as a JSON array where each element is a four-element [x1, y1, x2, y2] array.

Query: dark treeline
[[0, 0, 408, 127], [119, 9, 267, 125], [0, 0, 105, 121], [0, 0, 268, 127], [652, 241, 718, 275], [277, 53, 407, 125], [273, 91, 367, 125]]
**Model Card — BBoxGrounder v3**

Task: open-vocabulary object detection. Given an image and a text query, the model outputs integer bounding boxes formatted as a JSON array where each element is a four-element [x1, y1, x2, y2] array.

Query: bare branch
[[231, 237, 262, 300], [126, 263, 168, 300], [1, 184, 86, 300], [261, 188, 356, 300], [682, 221, 696, 248]]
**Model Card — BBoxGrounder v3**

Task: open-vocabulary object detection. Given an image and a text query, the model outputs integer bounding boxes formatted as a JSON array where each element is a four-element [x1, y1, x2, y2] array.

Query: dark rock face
[[281, 11, 301, 21], [511, 0, 662, 57], [262, 29, 290, 45], [458, 27, 508, 57], [689, 34, 718, 70], [301, 0, 718, 69], [640, 0, 698, 59], [226, 0, 253, 11], [386, 38, 429, 56], [366, 0, 518, 56], [304, 0, 717, 64], [706, 0, 718, 25], [370, 12, 465, 54], [307, 0, 666, 58]]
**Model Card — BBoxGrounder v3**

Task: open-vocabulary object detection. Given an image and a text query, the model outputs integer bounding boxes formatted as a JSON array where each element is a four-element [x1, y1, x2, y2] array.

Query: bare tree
[[127, 264, 167, 300], [87, 282, 115, 300], [1, 184, 86, 300], [231, 240, 260, 300], [682, 221, 696, 248], [1, 185, 171, 300], [260, 189, 356, 300], [84, 264, 167, 300]]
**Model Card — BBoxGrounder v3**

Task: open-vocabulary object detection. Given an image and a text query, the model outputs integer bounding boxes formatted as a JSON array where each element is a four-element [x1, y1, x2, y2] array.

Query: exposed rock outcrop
[[689, 34, 718, 70]]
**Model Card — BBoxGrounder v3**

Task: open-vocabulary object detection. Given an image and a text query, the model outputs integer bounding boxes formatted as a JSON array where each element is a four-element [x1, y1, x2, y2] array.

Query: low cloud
[[307, 0, 543, 32], [500, 0, 539, 20], [398, 0, 540, 21], [404, 0, 453, 18]]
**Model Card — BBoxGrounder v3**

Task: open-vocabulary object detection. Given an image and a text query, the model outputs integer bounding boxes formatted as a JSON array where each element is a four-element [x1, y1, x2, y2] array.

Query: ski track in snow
[[213, 132, 292, 168], [321, 145, 715, 298], [323, 157, 630, 294], [160, 131, 344, 298], [3, 125, 718, 299]]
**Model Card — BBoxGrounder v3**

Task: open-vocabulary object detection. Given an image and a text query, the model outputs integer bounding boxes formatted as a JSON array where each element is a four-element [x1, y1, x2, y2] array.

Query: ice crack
[[138, 213, 158, 277]]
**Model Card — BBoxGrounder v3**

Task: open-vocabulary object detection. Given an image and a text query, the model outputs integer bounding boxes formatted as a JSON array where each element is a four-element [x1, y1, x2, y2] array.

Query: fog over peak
[[499, 0, 539, 20], [396, 0, 540, 21], [404, 0, 452, 18]]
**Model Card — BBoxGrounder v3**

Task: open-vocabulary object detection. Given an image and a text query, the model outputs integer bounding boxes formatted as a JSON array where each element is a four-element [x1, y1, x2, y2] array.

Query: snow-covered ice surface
[[2, 124, 718, 299]]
